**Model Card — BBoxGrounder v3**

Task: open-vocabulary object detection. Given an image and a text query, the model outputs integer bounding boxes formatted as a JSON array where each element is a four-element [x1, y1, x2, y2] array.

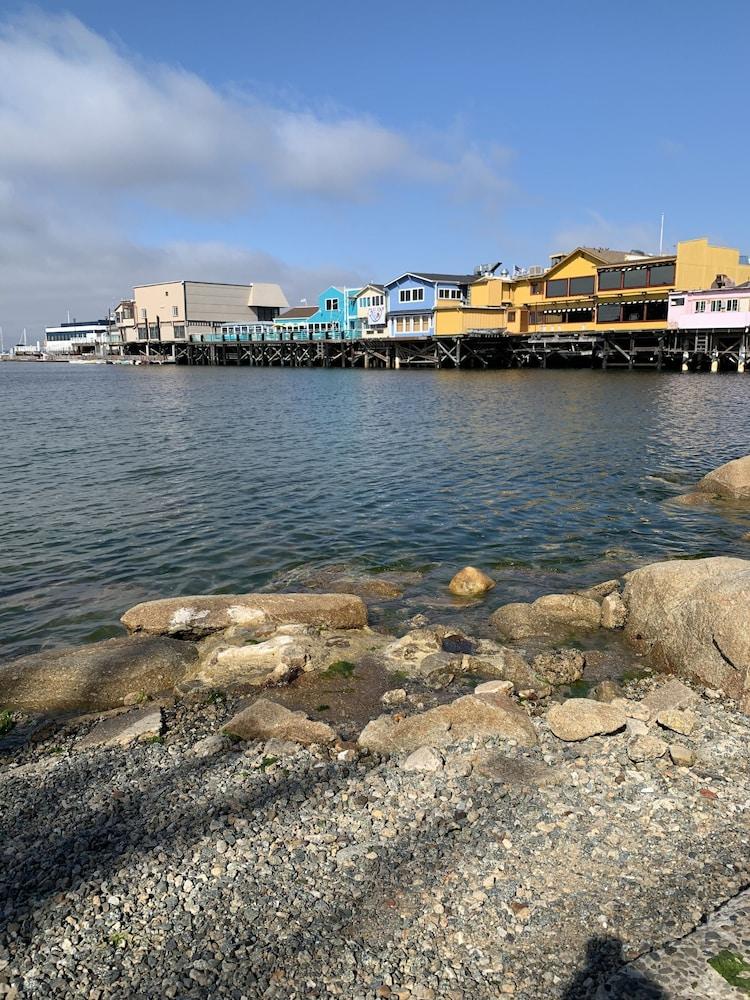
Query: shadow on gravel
[[562, 935, 667, 1000], [0, 751, 688, 998]]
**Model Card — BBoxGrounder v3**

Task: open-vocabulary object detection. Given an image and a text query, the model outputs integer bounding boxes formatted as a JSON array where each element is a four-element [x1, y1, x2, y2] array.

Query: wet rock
[[382, 629, 443, 672], [401, 746, 444, 773], [533, 594, 602, 629], [656, 708, 697, 736], [121, 592, 368, 639], [601, 591, 627, 630], [223, 698, 335, 746], [78, 707, 163, 749], [627, 734, 668, 762], [640, 678, 700, 719], [547, 699, 626, 741], [358, 693, 537, 754], [491, 594, 601, 640], [575, 580, 621, 602], [267, 562, 422, 601], [669, 743, 697, 767], [623, 557, 750, 707], [448, 566, 496, 597], [0, 636, 198, 713], [531, 649, 585, 686], [441, 632, 477, 654], [697, 454, 750, 500], [592, 680, 624, 703]]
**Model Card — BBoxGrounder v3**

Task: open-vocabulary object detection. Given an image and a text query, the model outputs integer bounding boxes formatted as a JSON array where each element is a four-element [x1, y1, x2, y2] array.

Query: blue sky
[[0, 0, 747, 331]]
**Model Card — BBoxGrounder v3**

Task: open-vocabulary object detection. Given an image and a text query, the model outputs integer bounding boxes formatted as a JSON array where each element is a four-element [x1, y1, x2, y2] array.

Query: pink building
[[668, 283, 750, 331], [668, 284, 750, 371]]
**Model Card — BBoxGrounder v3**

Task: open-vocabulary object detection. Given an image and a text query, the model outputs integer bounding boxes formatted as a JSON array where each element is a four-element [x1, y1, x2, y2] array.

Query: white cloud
[[0, 12, 513, 335]]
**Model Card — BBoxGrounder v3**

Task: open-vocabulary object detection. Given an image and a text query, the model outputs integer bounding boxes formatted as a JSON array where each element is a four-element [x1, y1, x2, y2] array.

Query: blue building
[[274, 286, 362, 341], [384, 272, 476, 337]]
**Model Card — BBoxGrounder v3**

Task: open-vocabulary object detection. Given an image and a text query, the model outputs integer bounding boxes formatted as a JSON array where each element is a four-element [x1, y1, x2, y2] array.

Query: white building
[[44, 319, 111, 356]]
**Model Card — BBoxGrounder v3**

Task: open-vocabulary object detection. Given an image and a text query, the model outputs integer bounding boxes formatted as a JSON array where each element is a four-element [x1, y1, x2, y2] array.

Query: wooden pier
[[124, 329, 749, 372]]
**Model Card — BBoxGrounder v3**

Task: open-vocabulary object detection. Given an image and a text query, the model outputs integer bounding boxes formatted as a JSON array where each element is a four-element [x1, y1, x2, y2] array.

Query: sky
[[0, 0, 748, 338]]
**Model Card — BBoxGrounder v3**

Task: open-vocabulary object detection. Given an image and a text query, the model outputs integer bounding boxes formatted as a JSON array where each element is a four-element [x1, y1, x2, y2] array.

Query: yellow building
[[435, 238, 750, 338]]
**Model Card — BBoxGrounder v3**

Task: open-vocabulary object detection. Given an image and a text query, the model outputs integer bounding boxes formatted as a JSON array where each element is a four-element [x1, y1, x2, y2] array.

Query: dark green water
[[2, 364, 749, 660]]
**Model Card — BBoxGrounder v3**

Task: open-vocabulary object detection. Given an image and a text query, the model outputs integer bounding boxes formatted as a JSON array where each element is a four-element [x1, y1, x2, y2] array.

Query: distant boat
[[68, 357, 108, 365]]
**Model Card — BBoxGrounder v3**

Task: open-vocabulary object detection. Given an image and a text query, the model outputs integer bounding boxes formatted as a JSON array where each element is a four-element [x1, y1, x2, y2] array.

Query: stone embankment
[[0, 555, 748, 997]]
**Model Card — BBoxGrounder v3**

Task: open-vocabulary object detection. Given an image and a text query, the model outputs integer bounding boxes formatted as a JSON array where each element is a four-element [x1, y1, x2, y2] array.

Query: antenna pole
[[659, 213, 665, 255]]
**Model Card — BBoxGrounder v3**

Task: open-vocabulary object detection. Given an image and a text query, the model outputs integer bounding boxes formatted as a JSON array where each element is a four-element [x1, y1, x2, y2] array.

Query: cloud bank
[[0, 12, 513, 334]]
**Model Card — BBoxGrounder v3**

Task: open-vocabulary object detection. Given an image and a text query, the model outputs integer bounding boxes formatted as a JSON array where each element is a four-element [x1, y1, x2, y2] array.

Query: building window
[[695, 300, 706, 313], [438, 288, 462, 299], [568, 275, 595, 296], [545, 278, 568, 297], [530, 282, 542, 296], [597, 303, 621, 323], [137, 325, 147, 339], [710, 299, 725, 312], [325, 298, 339, 311], [727, 298, 739, 311], [598, 270, 622, 291], [399, 287, 425, 303], [174, 324, 185, 339], [172, 306, 178, 317], [649, 263, 676, 286], [140, 308, 147, 320], [508, 311, 516, 322], [148, 323, 160, 340], [622, 302, 645, 322], [671, 297, 685, 306], [645, 301, 668, 321], [623, 268, 648, 289]]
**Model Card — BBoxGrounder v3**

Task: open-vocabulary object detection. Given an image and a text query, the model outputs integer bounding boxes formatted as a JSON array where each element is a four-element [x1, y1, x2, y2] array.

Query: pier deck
[[123, 329, 749, 372]]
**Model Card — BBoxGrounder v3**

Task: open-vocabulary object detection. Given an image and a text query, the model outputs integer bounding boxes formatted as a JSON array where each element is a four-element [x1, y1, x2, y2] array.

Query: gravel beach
[[1, 675, 749, 1000]]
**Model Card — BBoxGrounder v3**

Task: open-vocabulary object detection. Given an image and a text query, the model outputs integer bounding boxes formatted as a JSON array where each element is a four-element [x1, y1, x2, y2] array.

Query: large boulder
[[0, 636, 197, 714], [622, 557, 750, 709], [121, 593, 368, 639], [357, 691, 537, 754], [448, 567, 496, 597], [491, 594, 601, 640], [223, 698, 335, 745], [697, 455, 750, 500]]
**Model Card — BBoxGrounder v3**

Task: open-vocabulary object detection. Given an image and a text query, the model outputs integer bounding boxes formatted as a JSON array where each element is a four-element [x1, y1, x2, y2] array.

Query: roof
[[355, 283, 385, 295], [578, 247, 635, 265], [247, 282, 289, 309], [278, 306, 318, 319], [413, 272, 477, 283], [385, 271, 476, 287]]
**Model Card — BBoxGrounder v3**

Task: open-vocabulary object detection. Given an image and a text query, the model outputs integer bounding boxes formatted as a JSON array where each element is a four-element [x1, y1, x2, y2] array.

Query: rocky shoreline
[[1, 455, 749, 999]]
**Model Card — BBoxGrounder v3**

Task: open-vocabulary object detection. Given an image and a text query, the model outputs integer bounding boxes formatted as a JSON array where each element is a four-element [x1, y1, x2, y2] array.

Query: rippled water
[[2, 364, 749, 661]]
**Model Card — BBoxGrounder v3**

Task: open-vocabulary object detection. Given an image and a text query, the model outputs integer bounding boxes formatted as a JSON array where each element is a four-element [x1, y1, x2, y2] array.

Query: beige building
[[129, 281, 288, 346]]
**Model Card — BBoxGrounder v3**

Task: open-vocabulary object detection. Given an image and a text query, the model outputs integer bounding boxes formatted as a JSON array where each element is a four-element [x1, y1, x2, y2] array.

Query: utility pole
[[659, 213, 665, 255]]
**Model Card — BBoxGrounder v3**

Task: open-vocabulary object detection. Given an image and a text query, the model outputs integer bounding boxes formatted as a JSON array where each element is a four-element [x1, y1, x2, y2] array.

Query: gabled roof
[[278, 306, 318, 319], [355, 283, 385, 296], [385, 271, 476, 288], [578, 247, 634, 264]]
